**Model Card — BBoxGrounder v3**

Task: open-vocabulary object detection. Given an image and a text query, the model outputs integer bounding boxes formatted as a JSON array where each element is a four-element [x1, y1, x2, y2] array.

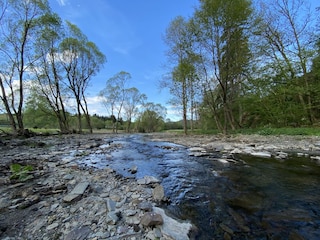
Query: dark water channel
[[77, 134, 320, 239]]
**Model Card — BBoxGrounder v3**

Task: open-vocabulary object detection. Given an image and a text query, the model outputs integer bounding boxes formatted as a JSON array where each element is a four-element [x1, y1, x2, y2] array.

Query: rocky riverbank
[[0, 134, 197, 240], [1, 132, 319, 240], [148, 132, 320, 158]]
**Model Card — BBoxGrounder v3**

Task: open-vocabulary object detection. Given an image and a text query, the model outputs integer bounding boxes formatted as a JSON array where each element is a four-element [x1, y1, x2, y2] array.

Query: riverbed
[[1, 133, 319, 239], [77, 134, 320, 239]]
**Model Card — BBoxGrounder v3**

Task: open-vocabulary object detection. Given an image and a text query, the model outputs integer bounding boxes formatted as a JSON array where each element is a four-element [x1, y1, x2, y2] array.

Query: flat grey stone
[[106, 198, 116, 212], [70, 182, 90, 195], [63, 182, 89, 203]]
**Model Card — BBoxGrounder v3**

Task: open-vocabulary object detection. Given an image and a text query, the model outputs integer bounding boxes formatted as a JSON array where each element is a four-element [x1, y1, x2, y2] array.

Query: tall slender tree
[[100, 71, 130, 133], [164, 16, 201, 134], [122, 87, 146, 132], [0, 0, 51, 135], [192, 0, 253, 134], [32, 12, 70, 133], [60, 22, 106, 133]]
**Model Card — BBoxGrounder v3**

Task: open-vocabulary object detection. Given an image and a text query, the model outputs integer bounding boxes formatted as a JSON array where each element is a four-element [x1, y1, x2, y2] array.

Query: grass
[[232, 127, 320, 136], [163, 127, 320, 136], [2, 126, 320, 136]]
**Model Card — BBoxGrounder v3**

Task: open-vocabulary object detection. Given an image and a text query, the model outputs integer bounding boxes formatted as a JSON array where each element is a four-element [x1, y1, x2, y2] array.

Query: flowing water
[[77, 134, 320, 239]]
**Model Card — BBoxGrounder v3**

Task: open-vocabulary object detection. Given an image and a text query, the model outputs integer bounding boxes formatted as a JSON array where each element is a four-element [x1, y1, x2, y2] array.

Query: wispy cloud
[[56, 0, 67, 6]]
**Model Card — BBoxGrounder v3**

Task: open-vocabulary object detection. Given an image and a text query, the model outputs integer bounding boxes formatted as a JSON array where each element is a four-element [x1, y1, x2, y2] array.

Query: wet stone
[[152, 184, 165, 202], [140, 212, 163, 227]]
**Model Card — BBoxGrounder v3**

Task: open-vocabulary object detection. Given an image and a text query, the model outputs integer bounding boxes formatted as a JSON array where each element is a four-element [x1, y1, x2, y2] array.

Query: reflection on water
[[76, 134, 320, 240]]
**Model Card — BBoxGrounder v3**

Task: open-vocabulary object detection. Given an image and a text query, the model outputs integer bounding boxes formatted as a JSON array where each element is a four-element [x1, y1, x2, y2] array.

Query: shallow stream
[[77, 134, 320, 239]]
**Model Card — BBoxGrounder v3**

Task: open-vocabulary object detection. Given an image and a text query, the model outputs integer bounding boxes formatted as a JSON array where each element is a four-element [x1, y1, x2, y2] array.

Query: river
[[77, 134, 320, 239]]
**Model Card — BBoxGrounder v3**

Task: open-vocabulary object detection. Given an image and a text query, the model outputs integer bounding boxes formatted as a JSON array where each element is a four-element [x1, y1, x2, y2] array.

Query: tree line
[[0, 0, 167, 135], [164, 0, 320, 134]]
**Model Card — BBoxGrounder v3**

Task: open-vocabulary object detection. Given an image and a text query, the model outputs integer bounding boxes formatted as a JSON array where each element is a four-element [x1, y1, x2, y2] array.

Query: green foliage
[[232, 127, 320, 136], [90, 115, 106, 129], [137, 110, 165, 133], [10, 164, 34, 182]]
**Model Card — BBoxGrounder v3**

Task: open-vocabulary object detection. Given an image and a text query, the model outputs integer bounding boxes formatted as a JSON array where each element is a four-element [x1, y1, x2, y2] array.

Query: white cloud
[[56, 0, 67, 6], [166, 105, 182, 121]]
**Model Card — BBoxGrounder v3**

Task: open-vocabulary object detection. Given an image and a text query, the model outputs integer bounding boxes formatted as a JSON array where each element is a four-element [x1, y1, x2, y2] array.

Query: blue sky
[[50, 0, 199, 120]]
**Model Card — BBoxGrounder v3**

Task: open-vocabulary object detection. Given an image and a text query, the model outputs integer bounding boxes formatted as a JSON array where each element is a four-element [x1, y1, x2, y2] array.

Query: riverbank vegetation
[[163, 0, 320, 135]]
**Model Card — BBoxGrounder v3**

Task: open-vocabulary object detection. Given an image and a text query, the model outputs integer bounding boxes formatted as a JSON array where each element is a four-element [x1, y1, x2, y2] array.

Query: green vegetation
[[163, 0, 320, 135], [10, 164, 34, 182]]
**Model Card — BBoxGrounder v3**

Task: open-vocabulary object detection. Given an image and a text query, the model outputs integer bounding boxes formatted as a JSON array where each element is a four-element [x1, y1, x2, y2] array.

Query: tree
[[31, 12, 71, 133], [137, 102, 166, 133], [60, 21, 106, 133], [0, 0, 51, 135], [255, 0, 316, 124], [192, 0, 253, 134], [164, 16, 201, 134], [100, 71, 131, 133], [123, 87, 147, 132], [23, 91, 60, 129]]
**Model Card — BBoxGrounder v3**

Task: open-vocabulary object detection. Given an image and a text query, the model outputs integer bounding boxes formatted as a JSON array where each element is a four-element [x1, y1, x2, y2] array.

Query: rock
[[63, 182, 89, 203], [63, 174, 74, 180], [275, 151, 288, 159], [0, 197, 10, 210], [190, 152, 210, 157], [129, 165, 138, 174], [64, 226, 91, 240], [0, 177, 9, 185], [152, 184, 165, 202], [124, 209, 137, 216], [188, 147, 209, 157], [228, 208, 250, 232], [107, 211, 120, 225], [227, 194, 264, 213], [136, 178, 146, 185], [250, 151, 272, 158], [140, 212, 163, 227], [189, 147, 206, 152], [153, 207, 197, 240], [219, 223, 234, 235], [106, 198, 116, 212], [46, 222, 59, 231], [138, 201, 153, 212], [125, 215, 140, 225], [19, 195, 40, 209], [137, 176, 160, 185]]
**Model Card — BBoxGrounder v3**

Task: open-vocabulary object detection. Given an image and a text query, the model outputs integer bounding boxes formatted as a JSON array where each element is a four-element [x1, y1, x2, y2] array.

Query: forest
[[0, 0, 320, 135]]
